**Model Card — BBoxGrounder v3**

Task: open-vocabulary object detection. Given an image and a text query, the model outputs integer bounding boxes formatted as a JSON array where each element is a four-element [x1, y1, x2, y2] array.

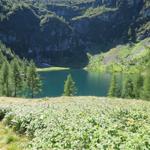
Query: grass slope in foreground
[[0, 97, 150, 150]]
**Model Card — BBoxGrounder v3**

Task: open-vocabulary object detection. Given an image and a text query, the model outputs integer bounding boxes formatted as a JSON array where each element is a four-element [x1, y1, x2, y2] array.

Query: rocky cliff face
[[71, 0, 149, 53], [0, 0, 149, 67], [0, 4, 87, 67]]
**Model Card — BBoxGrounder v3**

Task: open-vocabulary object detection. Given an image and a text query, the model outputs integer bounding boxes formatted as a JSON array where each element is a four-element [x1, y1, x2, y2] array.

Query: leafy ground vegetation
[[0, 97, 150, 150]]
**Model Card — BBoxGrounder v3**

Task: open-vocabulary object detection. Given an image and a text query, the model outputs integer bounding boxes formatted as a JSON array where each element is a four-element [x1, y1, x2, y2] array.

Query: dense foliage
[[0, 43, 42, 98], [107, 46, 150, 100], [108, 66, 150, 101], [0, 98, 150, 149]]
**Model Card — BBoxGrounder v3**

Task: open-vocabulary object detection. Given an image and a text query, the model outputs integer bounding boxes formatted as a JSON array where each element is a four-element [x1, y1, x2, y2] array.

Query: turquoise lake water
[[38, 70, 112, 97]]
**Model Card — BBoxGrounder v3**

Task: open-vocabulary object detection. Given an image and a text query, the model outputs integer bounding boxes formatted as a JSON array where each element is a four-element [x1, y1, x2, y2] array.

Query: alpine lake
[[37, 69, 117, 97]]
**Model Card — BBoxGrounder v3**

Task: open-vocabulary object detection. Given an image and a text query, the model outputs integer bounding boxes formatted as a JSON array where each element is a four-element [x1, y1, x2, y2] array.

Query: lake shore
[[37, 67, 70, 72]]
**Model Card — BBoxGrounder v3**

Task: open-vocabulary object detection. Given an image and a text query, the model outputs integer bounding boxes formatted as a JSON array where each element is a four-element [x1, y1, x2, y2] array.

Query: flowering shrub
[[0, 98, 150, 150]]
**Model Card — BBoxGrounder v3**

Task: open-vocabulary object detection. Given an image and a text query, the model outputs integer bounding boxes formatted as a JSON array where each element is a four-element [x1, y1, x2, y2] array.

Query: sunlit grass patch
[[0, 123, 27, 150]]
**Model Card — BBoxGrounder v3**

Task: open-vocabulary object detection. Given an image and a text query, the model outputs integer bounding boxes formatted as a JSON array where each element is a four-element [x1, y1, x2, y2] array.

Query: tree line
[[0, 48, 41, 98], [0, 42, 76, 98], [0, 42, 77, 98], [65, 71, 150, 101], [0, 56, 149, 100], [108, 72, 150, 100], [64, 48, 150, 100], [0, 58, 42, 98], [0, 42, 149, 100], [108, 49, 150, 101]]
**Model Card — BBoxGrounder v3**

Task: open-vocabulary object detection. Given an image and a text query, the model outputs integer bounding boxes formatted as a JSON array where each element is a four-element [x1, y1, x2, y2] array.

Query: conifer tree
[[108, 73, 121, 98], [141, 48, 150, 100], [27, 61, 42, 98], [141, 72, 150, 100], [108, 74, 118, 97], [121, 75, 135, 99], [0, 61, 12, 96], [63, 74, 77, 96], [0, 51, 6, 67], [22, 59, 28, 80], [11, 58, 23, 97], [133, 74, 143, 99], [20, 59, 29, 97]]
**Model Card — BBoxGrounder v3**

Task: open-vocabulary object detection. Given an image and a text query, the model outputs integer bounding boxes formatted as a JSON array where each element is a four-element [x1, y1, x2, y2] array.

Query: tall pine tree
[[141, 49, 150, 100], [27, 61, 42, 98], [63, 74, 77, 96], [0, 61, 12, 96], [141, 72, 150, 100], [108, 74, 120, 97], [121, 75, 135, 99], [133, 74, 143, 99], [11, 58, 23, 97]]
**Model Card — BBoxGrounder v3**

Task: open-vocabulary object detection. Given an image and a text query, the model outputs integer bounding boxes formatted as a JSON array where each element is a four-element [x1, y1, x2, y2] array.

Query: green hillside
[[87, 38, 150, 73], [0, 97, 150, 150]]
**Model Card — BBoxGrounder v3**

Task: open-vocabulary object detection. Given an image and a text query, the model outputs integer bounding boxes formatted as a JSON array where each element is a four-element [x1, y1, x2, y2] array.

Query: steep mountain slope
[[0, 1, 87, 67], [0, 0, 149, 67], [71, 0, 150, 53]]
